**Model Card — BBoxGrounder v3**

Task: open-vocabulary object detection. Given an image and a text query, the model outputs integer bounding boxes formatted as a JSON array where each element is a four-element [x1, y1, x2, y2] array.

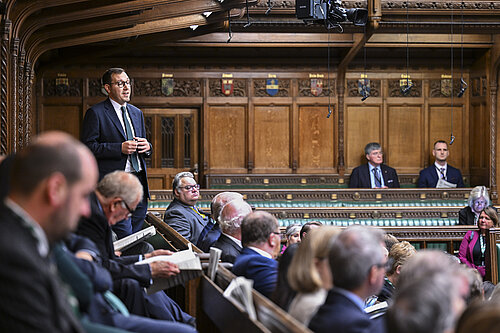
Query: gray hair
[[241, 211, 278, 247], [364, 142, 382, 155], [329, 225, 385, 291], [387, 273, 455, 333], [97, 171, 143, 206], [467, 186, 491, 207], [172, 171, 194, 195], [285, 224, 302, 240], [388, 250, 466, 333], [219, 199, 252, 236], [211, 192, 244, 223]]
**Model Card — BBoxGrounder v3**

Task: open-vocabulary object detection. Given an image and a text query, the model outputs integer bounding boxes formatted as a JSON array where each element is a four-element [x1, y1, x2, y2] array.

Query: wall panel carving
[[346, 79, 381, 97], [253, 79, 290, 97], [388, 79, 422, 97], [345, 105, 381, 168], [209, 79, 247, 97], [387, 106, 423, 169], [298, 79, 335, 97], [134, 78, 202, 97], [44, 78, 82, 96]]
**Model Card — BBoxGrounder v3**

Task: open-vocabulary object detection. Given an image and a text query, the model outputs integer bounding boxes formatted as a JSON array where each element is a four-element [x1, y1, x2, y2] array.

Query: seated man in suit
[[232, 211, 280, 298], [213, 198, 253, 263], [418, 140, 465, 188], [163, 172, 209, 244], [0, 131, 98, 332], [349, 142, 400, 188], [309, 226, 386, 333], [76, 171, 195, 325], [58, 237, 196, 333]]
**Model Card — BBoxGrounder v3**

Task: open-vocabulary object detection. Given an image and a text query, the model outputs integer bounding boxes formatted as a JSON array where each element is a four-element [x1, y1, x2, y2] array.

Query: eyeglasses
[[178, 184, 200, 191], [120, 200, 135, 217], [272, 231, 281, 236], [109, 80, 131, 88]]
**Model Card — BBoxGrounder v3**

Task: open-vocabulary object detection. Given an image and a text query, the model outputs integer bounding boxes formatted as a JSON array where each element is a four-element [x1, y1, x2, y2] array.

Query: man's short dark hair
[[241, 211, 278, 247], [365, 142, 381, 155], [11, 142, 82, 195], [300, 221, 323, 239], [433, 140, 447, 148], [102, 68, 125, 86]]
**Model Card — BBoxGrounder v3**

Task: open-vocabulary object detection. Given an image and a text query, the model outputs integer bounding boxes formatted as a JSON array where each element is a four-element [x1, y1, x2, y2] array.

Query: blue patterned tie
[[121, 106, 140, 172], [373, 168, 382, 188]]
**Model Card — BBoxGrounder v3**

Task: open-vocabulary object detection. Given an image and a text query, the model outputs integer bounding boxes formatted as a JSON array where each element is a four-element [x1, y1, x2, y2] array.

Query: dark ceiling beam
[[29, 12, 233, 63], [24, 0, 249, 48]]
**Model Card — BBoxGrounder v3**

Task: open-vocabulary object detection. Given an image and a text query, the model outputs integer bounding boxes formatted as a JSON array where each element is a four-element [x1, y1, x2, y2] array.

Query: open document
[[136, 244, 202, 294]]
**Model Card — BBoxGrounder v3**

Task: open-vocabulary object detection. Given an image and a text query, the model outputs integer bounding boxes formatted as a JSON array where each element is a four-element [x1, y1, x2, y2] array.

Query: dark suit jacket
[[232, 247, 278, 298], [163, 198, 209, 243], [309, 289, 384, 333], [0, 204, 83, 333], [76, 193, 152, 287], [349, 163, 400, 188], [213, 234, 243, 263], [458, 206, 476, 225], [81, 98, 151, 198], [417, 164, 465, 188]]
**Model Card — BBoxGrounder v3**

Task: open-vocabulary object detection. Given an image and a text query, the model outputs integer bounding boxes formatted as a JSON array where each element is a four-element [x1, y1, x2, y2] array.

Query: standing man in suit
[[418, 140, 465, 188], [232, 211, 280, 298], [349, 142, 400, 188], [0, 131, 98, 332], [213, 198, 253, 263], [81, 67, 151, 239], [163, 172, 209, 244], [309, 226, 387, 333]]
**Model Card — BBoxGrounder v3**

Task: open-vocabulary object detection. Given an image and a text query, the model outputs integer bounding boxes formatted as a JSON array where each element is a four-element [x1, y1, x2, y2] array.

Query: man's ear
[[103, 84, 111, 94], [432, 149, 436, 157], [45, 172, 67, 206], [395, 264, 401, 275], [174, 188, 180, 198], [109, 197, 121, 213], [365, 154, 370, 161]]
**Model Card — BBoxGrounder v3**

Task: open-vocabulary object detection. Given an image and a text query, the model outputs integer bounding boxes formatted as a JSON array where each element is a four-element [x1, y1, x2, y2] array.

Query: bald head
[[211, 192, 244, 223], [219, 199, 252, 237]]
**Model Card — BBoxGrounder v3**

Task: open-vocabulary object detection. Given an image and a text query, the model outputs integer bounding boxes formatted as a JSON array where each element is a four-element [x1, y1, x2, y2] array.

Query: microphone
[[327, 106, 333, 118], [458, 78, 467, 97], [449, 134, 455, 145], [401, 82, 413, 96]]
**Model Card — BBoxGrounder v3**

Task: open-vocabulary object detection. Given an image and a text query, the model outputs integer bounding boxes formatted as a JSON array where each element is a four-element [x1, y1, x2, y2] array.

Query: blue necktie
[[373, 168, 382, 188], [121, 106, 140, 172]]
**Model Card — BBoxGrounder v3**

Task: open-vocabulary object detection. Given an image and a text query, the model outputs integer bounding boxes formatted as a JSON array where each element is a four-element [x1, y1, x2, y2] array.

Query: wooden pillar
[[0, 20, 10, 154]]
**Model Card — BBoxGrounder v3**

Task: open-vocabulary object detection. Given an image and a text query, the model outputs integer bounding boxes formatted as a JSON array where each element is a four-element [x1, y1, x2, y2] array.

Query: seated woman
[[458, 186, 491, 225], [280, 224, 301, 254], [287, 226, 340, 326], [458, 206, 499, 278]]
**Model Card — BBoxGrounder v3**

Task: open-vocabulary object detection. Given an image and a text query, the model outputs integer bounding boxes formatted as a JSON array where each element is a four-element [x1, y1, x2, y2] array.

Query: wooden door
[[143, 108, 199, 190]]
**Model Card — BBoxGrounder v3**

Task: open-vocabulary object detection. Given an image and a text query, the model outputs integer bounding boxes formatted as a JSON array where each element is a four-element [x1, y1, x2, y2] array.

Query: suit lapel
[[363, 164, 371, 187], [104, 99, 126, 140]]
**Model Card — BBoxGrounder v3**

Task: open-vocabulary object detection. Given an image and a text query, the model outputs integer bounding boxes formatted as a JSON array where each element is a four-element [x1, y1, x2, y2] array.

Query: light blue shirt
[[368, 163, 385, 188]]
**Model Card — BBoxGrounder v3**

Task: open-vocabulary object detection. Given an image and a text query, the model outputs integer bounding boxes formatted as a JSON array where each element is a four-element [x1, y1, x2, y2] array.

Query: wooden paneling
[[41, 105, 81, 138], [208, 106, 246, 171], [387, 106, 423, 171], [298, 106, 335, 172], [470, 102, 489, 185], [429, 105, 465, 169], [254, 105, 290, 172], [346, 105, 381, 169]]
